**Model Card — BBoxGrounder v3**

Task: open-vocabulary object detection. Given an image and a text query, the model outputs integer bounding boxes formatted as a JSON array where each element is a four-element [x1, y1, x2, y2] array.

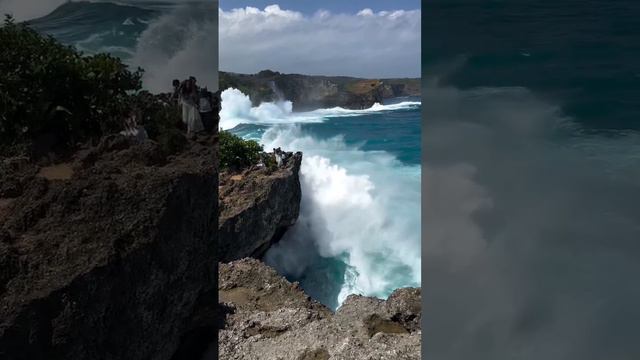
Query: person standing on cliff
[[212, 89, 221, 132], [171, 79, 181, 105], [198, 87, 215, 133], [179, 76, 204, 138]]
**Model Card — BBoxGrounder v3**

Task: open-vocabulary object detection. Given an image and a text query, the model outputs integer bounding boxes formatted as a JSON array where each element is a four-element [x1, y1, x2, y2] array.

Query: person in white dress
[[179, 76, 204, 137]]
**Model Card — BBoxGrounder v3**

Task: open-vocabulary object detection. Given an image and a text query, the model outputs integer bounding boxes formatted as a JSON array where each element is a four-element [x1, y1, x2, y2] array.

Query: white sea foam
[[306, 101, 421, 117], [220, 88, 421, 307], [220, 87, 421, 130]]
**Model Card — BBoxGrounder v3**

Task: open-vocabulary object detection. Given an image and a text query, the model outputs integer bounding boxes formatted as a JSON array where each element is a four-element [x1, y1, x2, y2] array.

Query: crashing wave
[[220, 88, 422, 309]]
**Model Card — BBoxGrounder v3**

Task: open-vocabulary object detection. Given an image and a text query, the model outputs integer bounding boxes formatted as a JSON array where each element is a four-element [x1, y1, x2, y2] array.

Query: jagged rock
[[0, 134, 218, 360], [219, 259, 421, 360], [218, 152, 302, 262]]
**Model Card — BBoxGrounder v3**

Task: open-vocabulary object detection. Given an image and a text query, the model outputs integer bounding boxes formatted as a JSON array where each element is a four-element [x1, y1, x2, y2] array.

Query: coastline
[[220, 70, 421, 111]]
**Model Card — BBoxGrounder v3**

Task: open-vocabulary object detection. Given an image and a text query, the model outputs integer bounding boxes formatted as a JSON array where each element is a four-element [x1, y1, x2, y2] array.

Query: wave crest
[[220, 88, 421, 309]]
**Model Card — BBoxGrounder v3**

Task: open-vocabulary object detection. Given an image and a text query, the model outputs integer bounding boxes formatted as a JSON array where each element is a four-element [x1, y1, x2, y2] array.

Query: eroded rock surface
[[219, 259, 421, 360], [218, 152, 302, 262], [0, 134, 218, 360]]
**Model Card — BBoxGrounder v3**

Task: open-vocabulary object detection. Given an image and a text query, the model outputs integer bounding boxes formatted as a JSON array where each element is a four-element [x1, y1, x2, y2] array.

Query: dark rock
[[0, 135, 218, 360], [364, 313, 409, 338], [218, 152, 302, 262]]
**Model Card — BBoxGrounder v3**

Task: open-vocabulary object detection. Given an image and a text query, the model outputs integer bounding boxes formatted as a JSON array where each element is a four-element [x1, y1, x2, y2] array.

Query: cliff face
[[218, 152, 302, 262], [217, 150, 422, 359], [0, 134, 218, 360], [220, 70, 421, 110], [219, 259, 422, 360]]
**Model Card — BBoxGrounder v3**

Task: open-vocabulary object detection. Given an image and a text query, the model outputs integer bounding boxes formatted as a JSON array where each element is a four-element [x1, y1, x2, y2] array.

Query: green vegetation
[[0, 16, 182, 156], [219, 130, 263, 170], [261, 152, 278, 172], [128, 91, 181, 140], [219, 71, 273, 103]]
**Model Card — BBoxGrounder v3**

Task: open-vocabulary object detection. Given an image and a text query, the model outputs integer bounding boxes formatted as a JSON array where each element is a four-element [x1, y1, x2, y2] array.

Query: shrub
[[261, 152, 278, 172], [129, 91, 182, 139], [0, 15, 143, 152], [219, 130, 263, 170]]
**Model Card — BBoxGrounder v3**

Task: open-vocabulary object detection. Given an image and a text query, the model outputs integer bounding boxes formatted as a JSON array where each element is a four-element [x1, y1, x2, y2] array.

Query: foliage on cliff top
[[219, 130, 263, 171], [0, 15, 180, 156], [219, 72, 274, 104]]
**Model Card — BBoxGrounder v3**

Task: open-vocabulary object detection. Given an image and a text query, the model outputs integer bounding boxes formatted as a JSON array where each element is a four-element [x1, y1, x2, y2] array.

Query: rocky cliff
[[218, 259, 422, 360], [219, 70, 421, 110], [0, 134, 218, 360], [217, 152, 422, 359], [218, 152, 302, 262]]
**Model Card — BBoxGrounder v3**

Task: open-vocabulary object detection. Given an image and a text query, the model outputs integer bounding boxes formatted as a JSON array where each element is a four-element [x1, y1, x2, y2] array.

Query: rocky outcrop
[[219, 259, 422, 360], [218, 152, 302, 262], [0, 134, 218, 360], [220, 70, 421, 111]]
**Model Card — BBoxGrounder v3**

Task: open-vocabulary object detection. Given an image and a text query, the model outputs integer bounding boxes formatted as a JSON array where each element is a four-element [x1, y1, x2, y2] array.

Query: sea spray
[[130, 2, 218, 92], [220, 88, 294, 130], [220, 88, 421, 309], [27, 1, 218, 93]]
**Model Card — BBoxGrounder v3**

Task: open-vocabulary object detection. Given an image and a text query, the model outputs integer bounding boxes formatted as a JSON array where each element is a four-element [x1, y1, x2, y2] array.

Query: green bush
[[261, 152, 278, 172], [0, 15, 143, 152], [219, 130, 263, 170], [129, 91, 181, 139]]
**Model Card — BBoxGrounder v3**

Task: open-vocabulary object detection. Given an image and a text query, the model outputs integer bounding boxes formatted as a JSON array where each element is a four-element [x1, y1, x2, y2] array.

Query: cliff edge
[[0, 134, 218, 360], [218, 152, 302, 262], [217, 152, 422, 359]]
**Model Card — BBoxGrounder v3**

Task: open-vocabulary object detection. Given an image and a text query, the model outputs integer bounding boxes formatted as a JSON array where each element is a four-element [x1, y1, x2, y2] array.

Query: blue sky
[[220, 0, 421, 14], [220, 2, 421, 77]]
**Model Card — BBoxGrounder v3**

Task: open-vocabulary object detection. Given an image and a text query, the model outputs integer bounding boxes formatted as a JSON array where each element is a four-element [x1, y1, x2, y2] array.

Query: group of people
[[273, 147, 293, 167], [254, 147, 293, 171], [172, 76, 218, 137], [118, 76, 219, 143]]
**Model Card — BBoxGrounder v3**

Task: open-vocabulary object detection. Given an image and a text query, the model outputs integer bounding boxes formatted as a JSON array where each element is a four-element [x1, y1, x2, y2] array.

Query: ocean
[[26, 1, 218, 92], [220, 89, 422, 310], [423, 1, 640, 359], [22, 1, 422, 311]]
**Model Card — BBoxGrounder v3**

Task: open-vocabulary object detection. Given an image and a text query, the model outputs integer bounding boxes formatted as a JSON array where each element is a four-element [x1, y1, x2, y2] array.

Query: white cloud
[[357, 8, 374, 16], [219, 4, 421, 78]]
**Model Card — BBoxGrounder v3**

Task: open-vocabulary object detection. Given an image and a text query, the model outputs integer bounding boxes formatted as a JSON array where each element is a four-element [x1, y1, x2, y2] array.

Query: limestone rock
[[218, 152, 302, 262], [219, 259, 421, 360]]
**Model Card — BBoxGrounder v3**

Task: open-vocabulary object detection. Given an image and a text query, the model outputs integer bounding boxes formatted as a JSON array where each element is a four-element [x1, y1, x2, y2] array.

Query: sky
[[219, 2, 421, 78], [219, 0, 421, 15], [0, 0, 421, 78]]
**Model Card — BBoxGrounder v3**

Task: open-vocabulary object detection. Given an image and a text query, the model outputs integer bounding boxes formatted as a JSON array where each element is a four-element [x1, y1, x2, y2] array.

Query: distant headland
[[219, 69, 421, 111]]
